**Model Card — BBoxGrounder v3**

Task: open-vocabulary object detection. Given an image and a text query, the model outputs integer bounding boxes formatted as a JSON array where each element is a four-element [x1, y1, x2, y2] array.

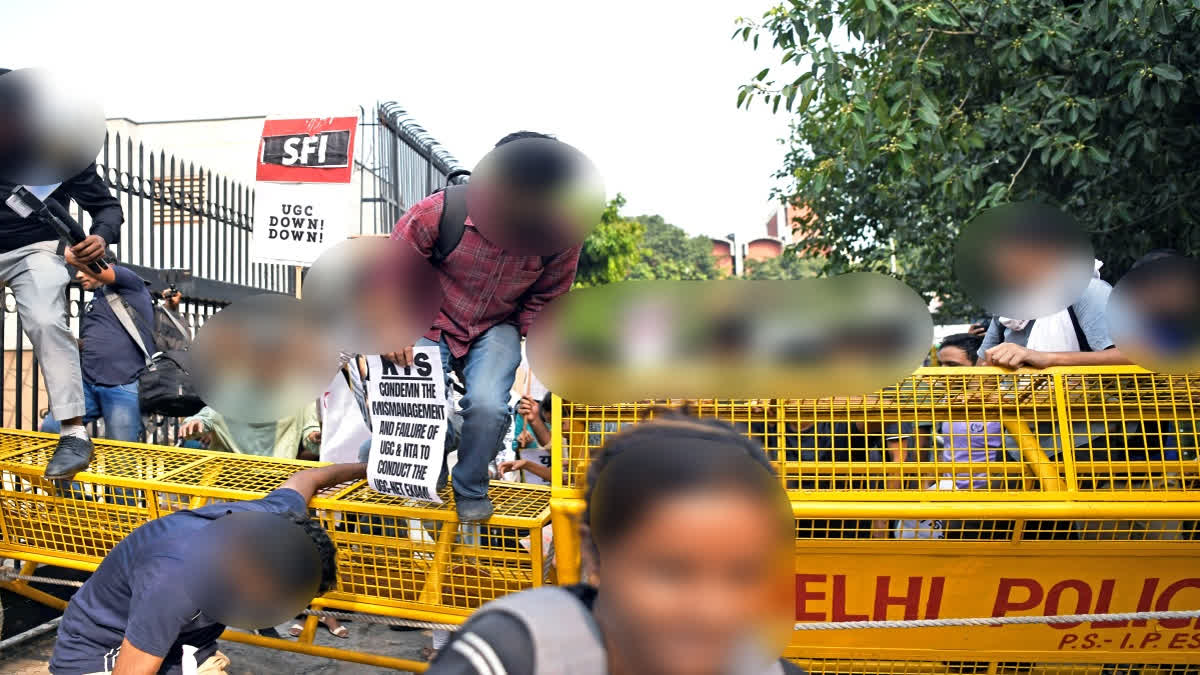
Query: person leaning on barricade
[[893, 333, 1021, 541], [385, 131, 583, 523], [977, 258, 1133, 466], [178, 402, 319, 458], [48, 462, 364, 675], [428, 411, 806, 675]]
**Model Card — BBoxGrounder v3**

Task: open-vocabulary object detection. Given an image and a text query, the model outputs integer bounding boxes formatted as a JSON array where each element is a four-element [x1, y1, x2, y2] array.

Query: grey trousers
[[0, 241, 85, 420]]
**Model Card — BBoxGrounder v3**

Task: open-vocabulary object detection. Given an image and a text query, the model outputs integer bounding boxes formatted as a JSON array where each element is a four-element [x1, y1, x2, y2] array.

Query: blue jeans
[[421, 324, 521, 500], [42, 380, 144, 442]]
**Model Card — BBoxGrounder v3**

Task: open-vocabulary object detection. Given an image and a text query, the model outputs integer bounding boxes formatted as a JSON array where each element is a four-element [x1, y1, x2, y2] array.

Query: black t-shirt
[[0, 163, 123, 253], [430, 584, 807, 675], [49, 488, 309, 675]]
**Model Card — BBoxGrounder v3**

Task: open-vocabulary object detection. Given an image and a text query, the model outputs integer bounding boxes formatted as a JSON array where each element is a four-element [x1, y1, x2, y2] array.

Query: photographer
[[41, 250, 152, 444], [153, 283, 191, 352]]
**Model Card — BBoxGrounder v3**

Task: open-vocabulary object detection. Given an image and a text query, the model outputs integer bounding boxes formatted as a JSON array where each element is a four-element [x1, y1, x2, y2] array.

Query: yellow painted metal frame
[[0, 430, 552, 673], [2, 365, 1198, 672], [551, 366, 1200, 669]]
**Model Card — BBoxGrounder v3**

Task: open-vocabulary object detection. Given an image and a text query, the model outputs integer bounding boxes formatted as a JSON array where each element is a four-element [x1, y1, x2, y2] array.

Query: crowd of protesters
[[10, 125, 1195, 675]]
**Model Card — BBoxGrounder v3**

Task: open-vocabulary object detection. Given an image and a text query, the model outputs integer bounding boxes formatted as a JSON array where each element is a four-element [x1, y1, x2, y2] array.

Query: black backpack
[[429, 170, 472, 265], [427, 170, 556, 266], [138, 349, 205, 417], [106, 291, 205, 418]]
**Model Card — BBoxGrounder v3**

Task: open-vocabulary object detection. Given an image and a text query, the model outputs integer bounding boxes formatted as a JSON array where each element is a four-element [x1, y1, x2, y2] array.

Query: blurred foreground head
[[528, 275, 933, 403], [183, 511, 335, 629], [584, 413, 792, 675], [1107, 250, 1200, 374], [955, 203, 1095, 320], [466, 135, 604, 256], [304, 236, 442, 355], [191, 295, 337, 423], [0, 67, 106, 185]]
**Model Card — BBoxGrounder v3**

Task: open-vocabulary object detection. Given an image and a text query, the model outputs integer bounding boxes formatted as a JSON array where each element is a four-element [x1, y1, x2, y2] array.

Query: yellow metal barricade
[[0, 431, 552, 672], [553, 366, 1200, 669], [2, 365, 1198, 672]]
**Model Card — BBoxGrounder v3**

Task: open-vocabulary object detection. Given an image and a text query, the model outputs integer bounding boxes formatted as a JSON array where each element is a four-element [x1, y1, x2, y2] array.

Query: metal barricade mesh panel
[[0, 438, 551, 620], [1061, 372, 1200, 494], [792, 517, 1199, 541], [556, 368, 1200, 499]]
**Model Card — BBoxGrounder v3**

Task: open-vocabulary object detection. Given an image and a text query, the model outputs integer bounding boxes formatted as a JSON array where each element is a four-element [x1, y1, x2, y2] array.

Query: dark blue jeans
[[42, 380, 144, 442], [420, 324, 521, 500]]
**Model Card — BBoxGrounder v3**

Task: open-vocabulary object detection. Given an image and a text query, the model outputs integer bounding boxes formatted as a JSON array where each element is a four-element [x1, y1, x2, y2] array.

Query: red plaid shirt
[[391, 191, 581, 358]]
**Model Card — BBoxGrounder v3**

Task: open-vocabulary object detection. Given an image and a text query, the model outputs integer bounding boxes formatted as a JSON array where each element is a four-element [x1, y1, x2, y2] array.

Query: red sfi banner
[[256, 116, 357, 183]]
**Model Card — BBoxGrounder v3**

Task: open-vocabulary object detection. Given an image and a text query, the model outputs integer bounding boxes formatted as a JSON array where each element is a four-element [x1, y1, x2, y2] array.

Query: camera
[[160, 268, 193, 298]]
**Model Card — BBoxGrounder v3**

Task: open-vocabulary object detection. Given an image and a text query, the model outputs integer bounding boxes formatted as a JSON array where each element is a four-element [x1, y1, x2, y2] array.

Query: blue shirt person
[[42, 255, 155, 442], [49, 463, 364, 675]]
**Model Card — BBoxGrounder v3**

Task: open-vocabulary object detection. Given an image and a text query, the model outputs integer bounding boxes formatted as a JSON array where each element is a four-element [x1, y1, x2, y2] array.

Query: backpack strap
[[430, 182, 559, 268], [477, 586, 607, 674], [106, 292, 153, 366], [1067, 305, 1092, 352], [430, 184, 469, 265], [158, 305, 191, 341]]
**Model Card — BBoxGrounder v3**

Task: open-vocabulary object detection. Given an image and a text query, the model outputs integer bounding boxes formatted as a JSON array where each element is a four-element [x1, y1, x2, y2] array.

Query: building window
[[153, 175, 206, 227]]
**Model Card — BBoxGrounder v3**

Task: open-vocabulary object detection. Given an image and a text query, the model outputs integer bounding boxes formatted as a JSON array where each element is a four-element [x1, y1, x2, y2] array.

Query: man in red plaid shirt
[[388, 131, 581, 521]]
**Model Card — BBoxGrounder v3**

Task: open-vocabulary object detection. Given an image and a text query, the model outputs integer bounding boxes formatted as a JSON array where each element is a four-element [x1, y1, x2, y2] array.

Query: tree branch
[[942, 0, 981, 35], [946, 84, 976, 122], [1007, 146, 1034, 195]]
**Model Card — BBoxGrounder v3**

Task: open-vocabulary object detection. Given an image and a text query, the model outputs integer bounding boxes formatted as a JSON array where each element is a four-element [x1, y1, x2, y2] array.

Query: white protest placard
[[365, 349, 448, 503], [252, 182, 350, 266]]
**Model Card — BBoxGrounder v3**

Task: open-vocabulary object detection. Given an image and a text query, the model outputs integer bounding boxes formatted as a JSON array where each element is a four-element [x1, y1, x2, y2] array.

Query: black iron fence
[[359, 102, 467, 234], [2, 103, 464, 442]]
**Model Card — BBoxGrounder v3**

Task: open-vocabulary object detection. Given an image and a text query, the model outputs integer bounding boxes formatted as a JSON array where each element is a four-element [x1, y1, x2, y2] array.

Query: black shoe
[[45, 436, 94, 480], [257, 626, 283, 639], [388, 624, 422, 632]]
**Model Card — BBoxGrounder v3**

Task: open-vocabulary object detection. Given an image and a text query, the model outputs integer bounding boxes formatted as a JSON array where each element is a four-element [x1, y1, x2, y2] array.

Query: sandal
[[287, 623, 304, 638], [325, 623, 349, 639]]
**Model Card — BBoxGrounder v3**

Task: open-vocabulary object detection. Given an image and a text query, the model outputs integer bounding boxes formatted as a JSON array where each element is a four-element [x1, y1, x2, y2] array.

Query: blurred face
[[937, 345, 974, 367], [186, 513, 324, 629], [75, 269, 101, 291], [987, 239, 1063, 289], [593, 488, 789, 675]]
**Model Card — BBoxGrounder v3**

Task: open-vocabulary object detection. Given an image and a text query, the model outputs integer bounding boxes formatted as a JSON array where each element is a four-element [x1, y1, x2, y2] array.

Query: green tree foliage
[[744, 251, 826, 279], [575, 194, 645, 287], [735, 0, 1200, 319], [627, 214, 723, 280]]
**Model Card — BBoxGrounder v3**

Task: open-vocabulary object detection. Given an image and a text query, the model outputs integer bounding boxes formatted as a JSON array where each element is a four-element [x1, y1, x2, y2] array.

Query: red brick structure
[[711, 238, 735, 276]]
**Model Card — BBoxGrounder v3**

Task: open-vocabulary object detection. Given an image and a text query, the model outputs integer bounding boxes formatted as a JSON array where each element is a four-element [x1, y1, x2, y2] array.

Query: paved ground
[[1, 563, 432, 674]]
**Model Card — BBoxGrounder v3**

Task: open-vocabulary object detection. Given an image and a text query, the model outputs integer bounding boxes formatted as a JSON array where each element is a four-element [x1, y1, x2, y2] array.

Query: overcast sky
[[4, 0, 794, 240]]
